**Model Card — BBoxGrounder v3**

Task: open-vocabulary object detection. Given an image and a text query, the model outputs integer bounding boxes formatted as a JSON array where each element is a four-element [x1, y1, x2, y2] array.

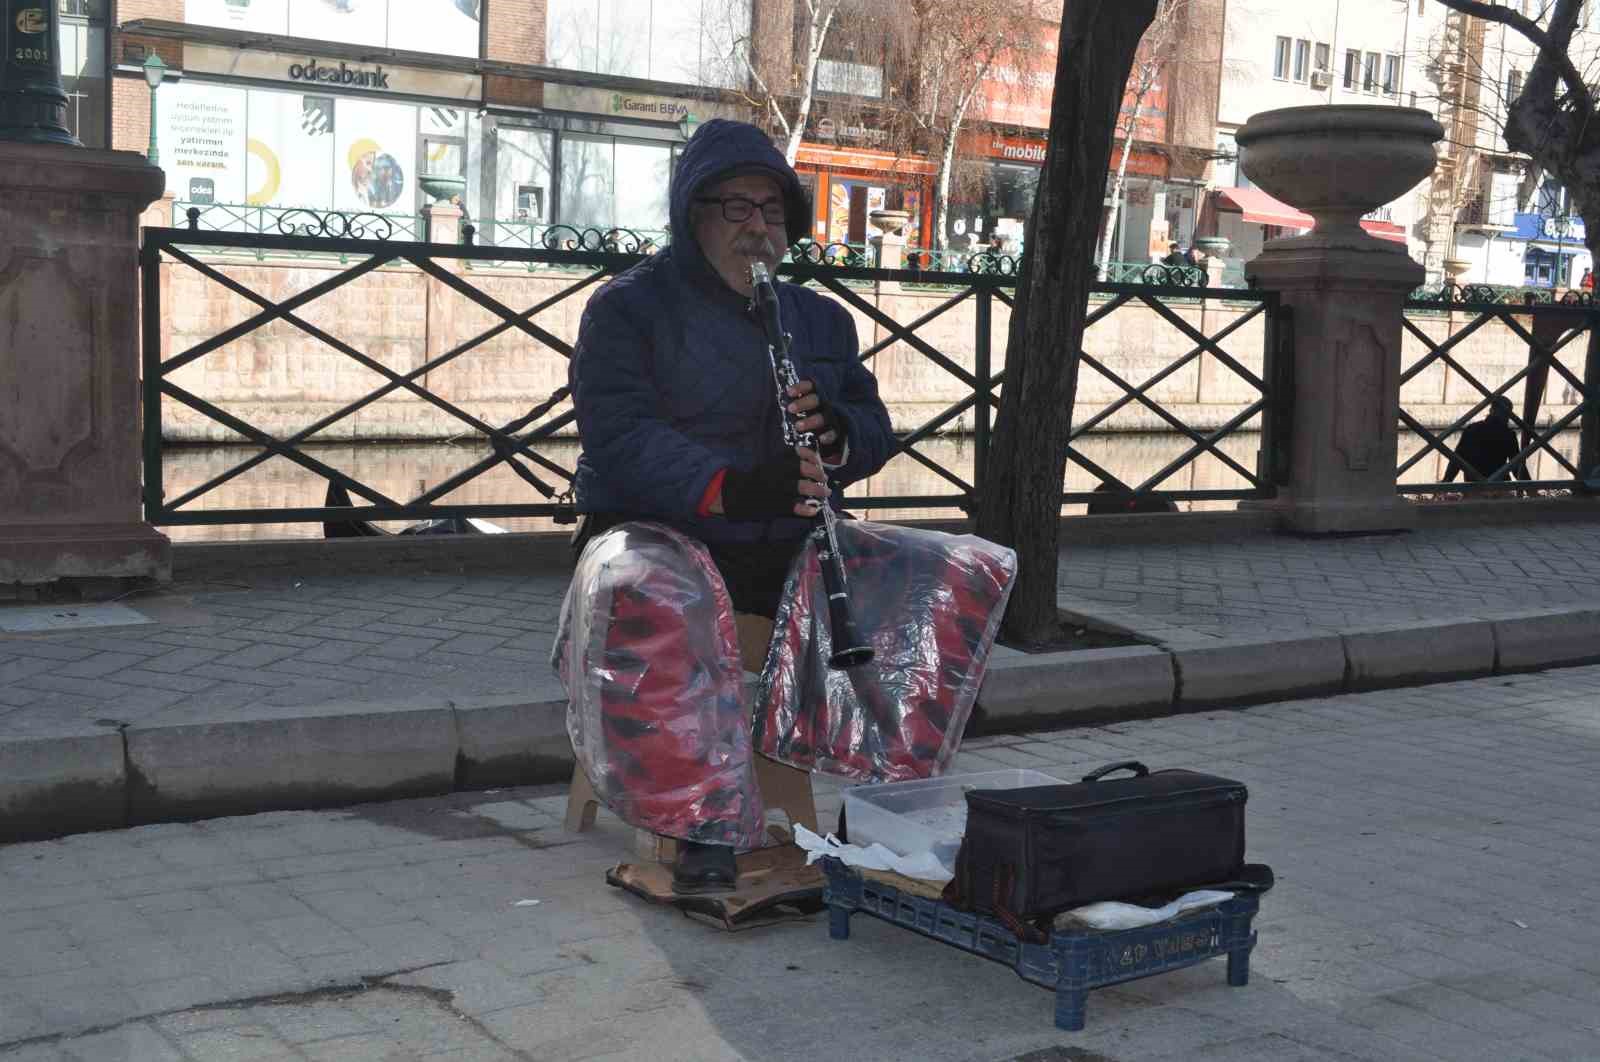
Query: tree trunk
[[1097, 130, 1137, 281], [934, 128, 958, 253], [975, 0, 1160, 645]]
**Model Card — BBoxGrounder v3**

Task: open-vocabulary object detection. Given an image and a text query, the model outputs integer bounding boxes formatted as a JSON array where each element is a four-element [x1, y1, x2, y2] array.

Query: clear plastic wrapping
[[552, 522, 765, 850], [754, 520, 1017, 783]]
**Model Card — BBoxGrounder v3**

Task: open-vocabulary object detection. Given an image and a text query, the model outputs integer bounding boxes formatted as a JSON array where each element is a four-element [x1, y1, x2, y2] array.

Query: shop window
[[422, 106, 467, 184], [492, 125, 554, 244], [558, 134, 670, 232], [547, 0, 747, 88], [58, 1, 106, 148]]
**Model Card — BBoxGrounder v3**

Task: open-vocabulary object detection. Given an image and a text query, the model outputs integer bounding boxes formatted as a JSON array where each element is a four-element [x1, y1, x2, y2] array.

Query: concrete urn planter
[[1237, 105, 1442, 252], [869, 209, 911, 236]]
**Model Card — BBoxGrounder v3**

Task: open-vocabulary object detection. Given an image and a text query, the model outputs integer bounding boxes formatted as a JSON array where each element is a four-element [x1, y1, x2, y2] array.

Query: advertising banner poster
[[185, 0, 289, 34], [246, 90, 336, 209], [288, 0, 386, 49], [161, 80, 249, 204], [390, 0, 482, 59], [333, 98, 416, 212]]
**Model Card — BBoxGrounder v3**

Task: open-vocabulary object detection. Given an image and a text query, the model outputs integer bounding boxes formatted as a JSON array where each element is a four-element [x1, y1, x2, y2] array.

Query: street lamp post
[[0, 0, 82, 145], [143, 53, 167, 167]]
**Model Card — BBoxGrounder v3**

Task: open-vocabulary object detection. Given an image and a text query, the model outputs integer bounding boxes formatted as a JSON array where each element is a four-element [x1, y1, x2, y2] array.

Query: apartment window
[[1344, 49, 1360, 89], [1293, 39, 1310, 82], [1314, 43, 1331, 73], [1507, 68, 1524, 100], [1383, 54, 1400, 95], [1363, 51, 1379, 93], [1273, 36, 1291, 79]]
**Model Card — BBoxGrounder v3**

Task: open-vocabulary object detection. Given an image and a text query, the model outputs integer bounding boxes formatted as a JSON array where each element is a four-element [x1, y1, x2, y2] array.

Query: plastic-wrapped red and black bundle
[[553, 522, 766, 851], [554, 519, 1016, 851], [754, 520, 1017, 781]]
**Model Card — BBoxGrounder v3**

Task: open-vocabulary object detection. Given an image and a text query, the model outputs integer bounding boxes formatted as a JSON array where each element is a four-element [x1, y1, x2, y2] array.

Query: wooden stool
[[563, 612, 818, 862]]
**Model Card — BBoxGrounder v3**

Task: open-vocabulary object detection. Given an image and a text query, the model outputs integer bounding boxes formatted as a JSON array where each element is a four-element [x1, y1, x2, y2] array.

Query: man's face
[[692, 174, 788, 297]]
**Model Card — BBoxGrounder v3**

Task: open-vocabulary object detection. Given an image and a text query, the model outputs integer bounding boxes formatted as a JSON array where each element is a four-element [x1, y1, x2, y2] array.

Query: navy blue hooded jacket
[[569, 119, 894, 544]]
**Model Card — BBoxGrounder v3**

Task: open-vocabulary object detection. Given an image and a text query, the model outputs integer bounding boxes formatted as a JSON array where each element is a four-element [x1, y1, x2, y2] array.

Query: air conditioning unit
[[1310, 71, 1332, 89]]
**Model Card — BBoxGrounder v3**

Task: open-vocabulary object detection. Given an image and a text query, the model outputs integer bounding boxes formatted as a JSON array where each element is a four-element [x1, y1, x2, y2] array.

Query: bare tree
[[1094, 0, 1199, 279], [708, 0, 865, 166], [975, 0, 1162, 645], [890, 0, 1048, 252]]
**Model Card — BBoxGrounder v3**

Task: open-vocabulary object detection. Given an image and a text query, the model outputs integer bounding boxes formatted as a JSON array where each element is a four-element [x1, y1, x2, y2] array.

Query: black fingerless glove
[[720, 452, 805, 520], [814, 399, 849, 460]]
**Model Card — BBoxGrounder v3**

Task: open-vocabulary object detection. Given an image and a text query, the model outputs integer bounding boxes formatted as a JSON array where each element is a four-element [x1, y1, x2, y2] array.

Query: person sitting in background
[[1160, 242, 1186, 267], [1443, 396, 1529, 483]]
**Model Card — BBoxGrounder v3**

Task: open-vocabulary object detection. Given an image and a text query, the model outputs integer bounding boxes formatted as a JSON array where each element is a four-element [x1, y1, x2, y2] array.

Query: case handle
[[1082, 760, 1149, 782]]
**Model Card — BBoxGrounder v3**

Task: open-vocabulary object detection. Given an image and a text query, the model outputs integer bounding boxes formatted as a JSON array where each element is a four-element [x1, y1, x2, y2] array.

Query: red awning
[[1359, 219, 1408, 244], [1216, 187, 1312, 229], [1216, 187, 1408, 243]]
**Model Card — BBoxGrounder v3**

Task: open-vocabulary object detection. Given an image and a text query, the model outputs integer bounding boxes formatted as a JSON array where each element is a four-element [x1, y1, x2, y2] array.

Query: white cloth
[[793, 824, 953, 883], [1056, 890, 1235, 930]]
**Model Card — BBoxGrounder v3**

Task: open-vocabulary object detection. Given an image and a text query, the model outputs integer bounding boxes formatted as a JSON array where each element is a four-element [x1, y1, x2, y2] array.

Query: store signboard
[[184, 43, 482, 101], [185, 0, 482, 59], [541, 84, 734, 124]]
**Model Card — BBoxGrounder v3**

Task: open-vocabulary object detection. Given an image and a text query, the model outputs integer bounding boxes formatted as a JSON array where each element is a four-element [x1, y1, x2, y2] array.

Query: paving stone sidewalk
[[2, 522, 1598, 741], [3, 665, 1598, 1061]]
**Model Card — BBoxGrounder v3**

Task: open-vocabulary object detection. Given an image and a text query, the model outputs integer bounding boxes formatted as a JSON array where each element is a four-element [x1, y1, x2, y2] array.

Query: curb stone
[[2, 609, 1597, 842], [1172, 635, 1347, 707], [1341, 619, 1496, 690]]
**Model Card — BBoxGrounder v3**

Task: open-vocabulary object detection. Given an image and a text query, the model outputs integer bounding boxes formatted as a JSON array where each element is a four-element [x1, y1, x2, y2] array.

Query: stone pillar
[[424, 201, 462, 246], [0, 144, 170, 586], [1237, 106, 1443, 534]]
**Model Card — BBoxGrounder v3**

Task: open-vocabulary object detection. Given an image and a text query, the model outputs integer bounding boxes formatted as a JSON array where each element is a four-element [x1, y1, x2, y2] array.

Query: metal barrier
[[140, 208, 1287, 530], [1400, 285, 1600, 493]]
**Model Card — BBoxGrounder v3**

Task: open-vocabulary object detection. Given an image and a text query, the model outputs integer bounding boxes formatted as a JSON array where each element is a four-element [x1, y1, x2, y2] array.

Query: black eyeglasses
[[695, 195, 786, 225]]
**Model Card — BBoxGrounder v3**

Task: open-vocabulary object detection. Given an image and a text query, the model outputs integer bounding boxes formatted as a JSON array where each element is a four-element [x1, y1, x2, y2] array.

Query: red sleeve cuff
[[697, 468, 728, 518]]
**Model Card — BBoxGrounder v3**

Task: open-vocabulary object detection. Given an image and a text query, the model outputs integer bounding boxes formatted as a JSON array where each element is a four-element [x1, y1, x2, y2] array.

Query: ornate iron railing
[[139, 222, 1288, 530], [176, 202, 426, 242], [1399, 291, 1600, 493]]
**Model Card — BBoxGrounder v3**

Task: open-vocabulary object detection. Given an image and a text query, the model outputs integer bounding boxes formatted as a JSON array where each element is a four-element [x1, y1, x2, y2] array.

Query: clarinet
[[749, 262, 875, 670]]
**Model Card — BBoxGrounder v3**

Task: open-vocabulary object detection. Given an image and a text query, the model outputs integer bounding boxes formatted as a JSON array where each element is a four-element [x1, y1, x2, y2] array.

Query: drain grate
[[0, 603, 153, 633]]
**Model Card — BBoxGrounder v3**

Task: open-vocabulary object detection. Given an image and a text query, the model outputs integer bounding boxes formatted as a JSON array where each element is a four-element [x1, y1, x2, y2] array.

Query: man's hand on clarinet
[[715, 446, 829, 519], [786, 380, 847, 462]]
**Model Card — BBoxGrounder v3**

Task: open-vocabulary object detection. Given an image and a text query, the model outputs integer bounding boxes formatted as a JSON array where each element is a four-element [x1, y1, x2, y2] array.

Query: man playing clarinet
[[566, 120, 894, 891], [561, 120, 1017, 901]]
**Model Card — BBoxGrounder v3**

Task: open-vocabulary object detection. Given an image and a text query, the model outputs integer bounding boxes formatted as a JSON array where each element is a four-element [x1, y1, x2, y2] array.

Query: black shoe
[[671, 841, 738, 895]]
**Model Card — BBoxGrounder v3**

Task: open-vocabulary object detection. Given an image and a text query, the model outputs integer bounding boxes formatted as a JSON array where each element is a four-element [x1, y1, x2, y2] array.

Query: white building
[[1208, 0, 1434, 281]]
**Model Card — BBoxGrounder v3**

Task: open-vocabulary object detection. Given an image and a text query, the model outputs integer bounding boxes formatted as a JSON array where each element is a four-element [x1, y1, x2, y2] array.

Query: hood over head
[[668, 119, 810, 285]]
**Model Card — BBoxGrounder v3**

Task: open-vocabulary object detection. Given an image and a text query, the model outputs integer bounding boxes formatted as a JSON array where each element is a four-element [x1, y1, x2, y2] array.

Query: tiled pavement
[[3, 665, 1598, 1061], [2, 522, 1599, 739]]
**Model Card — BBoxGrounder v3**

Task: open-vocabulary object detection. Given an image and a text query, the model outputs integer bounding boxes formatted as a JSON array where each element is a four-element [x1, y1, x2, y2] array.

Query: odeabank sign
[[288, 58, 390, 90]]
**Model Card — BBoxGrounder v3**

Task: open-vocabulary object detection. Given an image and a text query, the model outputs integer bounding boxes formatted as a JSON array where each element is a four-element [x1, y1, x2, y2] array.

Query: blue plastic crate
[[820, 858, 1260, 1031]]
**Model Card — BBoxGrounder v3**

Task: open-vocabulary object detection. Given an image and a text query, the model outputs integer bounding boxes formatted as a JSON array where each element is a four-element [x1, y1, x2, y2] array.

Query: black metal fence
[[1400, 286, 1600, 494], [140, 209, 1287, 531]]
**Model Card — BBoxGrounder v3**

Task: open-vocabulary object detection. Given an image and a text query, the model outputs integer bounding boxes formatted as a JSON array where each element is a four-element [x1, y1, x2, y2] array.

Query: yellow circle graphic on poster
[[348, 137, 405, 210], [246, 139, 281, 206]]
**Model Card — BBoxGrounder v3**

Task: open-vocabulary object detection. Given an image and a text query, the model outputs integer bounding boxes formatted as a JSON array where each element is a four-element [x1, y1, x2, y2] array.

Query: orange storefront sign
[[793, 143, 938, 176], [963, 132, 1168, 179]]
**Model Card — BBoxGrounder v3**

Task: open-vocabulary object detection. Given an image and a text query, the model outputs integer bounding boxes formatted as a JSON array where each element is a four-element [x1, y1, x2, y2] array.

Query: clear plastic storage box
[[842, 769, 1064, 869]]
